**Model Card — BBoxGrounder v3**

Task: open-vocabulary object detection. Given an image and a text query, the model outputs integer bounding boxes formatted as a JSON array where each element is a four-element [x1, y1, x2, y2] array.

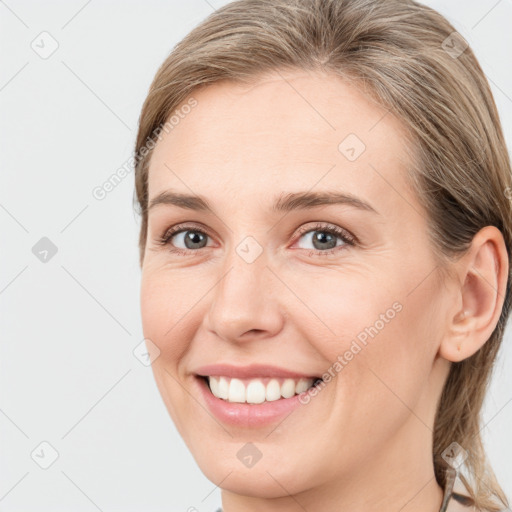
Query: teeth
[[228, 378, 246, 403], [246, 380, 266, 404], [266, 379, 281, 402], [218, 376, 229, 399], [207, 376, 316, 404], [295, 378, 311, 394], [281, 378, 296, 398]]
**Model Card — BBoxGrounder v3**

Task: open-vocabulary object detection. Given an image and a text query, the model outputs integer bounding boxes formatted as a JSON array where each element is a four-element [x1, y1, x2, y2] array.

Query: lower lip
[[195, 376, 311, 427]]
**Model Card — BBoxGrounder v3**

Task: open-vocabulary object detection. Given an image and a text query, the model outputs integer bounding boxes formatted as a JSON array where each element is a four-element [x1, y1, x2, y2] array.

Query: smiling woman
[[132, 1, 512, 511]]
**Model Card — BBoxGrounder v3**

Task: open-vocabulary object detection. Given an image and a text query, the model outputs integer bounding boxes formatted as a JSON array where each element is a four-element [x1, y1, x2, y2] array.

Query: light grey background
[[1, 0, 511, 510]]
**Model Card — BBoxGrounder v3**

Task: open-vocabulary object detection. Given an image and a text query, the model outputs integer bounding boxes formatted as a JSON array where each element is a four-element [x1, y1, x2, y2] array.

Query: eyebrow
[[148, 190, 379, 215]]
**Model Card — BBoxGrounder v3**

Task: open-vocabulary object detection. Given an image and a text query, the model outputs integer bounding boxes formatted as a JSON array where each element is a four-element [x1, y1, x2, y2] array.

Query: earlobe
[[438, 226, 509, 363], [439, 308, 473, 363]]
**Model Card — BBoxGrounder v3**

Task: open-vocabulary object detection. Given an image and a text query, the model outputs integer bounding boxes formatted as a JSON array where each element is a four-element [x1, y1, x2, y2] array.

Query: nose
[[204, 246, 285, 344]]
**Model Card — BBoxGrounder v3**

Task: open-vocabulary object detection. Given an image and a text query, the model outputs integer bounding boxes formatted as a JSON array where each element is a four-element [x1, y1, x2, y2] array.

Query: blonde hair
[[133, 0, 512, 509]]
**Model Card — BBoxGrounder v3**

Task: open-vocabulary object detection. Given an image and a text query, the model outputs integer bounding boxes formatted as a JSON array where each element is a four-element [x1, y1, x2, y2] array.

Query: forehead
[[147, 69, 416, 212]]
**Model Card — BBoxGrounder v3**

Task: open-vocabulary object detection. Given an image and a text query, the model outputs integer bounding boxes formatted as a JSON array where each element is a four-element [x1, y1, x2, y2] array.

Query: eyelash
[[154, 222, 357, 257]]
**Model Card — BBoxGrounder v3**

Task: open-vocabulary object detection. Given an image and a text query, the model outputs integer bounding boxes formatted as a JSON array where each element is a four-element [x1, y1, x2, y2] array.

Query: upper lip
[[194, 363, 320, 379]]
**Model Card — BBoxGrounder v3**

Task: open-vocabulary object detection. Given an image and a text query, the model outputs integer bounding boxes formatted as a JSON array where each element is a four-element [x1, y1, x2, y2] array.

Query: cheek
[[289, 269, 403, 362], [140, 269, 203, 437], [298, 265, 439, 415], [140, 273, 168, 345], [140, 268, 195, 364], [338, 284, 440, 427]]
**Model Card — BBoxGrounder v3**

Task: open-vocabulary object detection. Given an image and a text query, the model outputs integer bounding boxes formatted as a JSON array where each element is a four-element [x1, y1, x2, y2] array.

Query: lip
[[195, 375, 313, 427], [194, 363, 320, 380]]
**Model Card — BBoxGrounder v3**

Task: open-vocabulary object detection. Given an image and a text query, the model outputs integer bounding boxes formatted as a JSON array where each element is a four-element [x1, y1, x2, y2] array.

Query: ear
[[439, 226, 509, 363]]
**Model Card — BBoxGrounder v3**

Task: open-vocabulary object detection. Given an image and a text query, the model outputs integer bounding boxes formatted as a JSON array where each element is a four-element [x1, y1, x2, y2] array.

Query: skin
[[139, 68, 509, 512]]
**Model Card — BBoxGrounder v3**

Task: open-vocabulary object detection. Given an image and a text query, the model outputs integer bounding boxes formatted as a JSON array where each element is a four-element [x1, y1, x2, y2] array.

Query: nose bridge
[[224, 235, 267, 299], [218, 217, 270, 296], [205, 233, 283, 341]]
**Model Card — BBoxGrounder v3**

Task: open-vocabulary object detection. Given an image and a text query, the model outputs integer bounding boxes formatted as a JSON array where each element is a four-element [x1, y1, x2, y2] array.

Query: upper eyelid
[[163, 222, 212, 238], [295, 222, 355, 239]]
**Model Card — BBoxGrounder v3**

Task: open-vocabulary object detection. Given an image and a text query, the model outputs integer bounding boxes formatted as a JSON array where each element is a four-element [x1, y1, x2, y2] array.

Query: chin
[[187, 436, 317, 499]]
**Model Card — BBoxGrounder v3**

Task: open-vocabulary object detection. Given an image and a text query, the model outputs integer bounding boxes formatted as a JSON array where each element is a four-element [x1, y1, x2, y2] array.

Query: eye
[[155, 224, 214, 255], [293, 222, 356, 256], [154, 221, 356, 257]]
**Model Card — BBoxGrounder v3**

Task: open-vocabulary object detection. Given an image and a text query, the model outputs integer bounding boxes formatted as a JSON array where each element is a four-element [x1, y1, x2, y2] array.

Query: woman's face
[[140, 69, 451, 500]]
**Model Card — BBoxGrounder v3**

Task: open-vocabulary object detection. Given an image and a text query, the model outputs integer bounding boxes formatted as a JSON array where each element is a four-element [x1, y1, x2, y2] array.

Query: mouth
[[198, 375, 323, 404]]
